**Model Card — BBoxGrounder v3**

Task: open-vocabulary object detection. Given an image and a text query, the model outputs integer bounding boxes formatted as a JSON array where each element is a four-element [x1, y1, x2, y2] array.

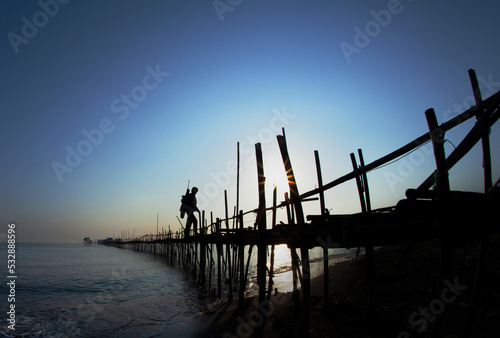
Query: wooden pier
[[103, 69, 500, 337]]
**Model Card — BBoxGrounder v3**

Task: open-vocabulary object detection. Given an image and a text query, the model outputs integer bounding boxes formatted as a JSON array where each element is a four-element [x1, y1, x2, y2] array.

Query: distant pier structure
[[104, 69, 500, 337]]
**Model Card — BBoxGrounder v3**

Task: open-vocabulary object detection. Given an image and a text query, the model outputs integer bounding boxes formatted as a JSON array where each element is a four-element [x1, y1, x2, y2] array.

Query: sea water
[[0, 242, 358, 337], [0, 243, 210, 337]]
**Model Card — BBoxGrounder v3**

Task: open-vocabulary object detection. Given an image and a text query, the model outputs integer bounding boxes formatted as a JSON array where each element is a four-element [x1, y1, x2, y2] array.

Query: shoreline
[[172, 235, 499, 337]]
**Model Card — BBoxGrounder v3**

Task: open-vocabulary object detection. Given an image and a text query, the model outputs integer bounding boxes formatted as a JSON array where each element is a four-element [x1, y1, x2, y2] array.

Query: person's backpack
[[181, 189, 191, 206]]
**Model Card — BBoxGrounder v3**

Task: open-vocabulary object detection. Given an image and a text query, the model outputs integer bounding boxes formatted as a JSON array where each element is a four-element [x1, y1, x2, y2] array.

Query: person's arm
[[194, 197, 200, 212]]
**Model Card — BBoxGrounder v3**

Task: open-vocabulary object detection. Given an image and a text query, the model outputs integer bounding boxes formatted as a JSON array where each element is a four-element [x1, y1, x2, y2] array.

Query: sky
[[1, 0, 500, 243]]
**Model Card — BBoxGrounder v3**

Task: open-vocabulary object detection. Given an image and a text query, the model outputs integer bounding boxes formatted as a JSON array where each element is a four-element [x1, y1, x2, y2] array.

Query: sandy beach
[[180, 235, 500, 337]]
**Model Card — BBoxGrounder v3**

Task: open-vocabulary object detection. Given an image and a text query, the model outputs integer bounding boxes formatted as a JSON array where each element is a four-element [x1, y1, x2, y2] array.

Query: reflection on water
[[242, 244, 358, 294]]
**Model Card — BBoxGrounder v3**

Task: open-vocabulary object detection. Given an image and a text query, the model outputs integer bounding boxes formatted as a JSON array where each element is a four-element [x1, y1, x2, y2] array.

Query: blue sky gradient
[[1, 0, 500, 242]]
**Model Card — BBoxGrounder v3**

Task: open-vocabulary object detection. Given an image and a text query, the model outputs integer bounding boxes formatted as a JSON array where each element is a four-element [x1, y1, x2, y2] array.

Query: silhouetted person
[[181, 187, 199, 237]]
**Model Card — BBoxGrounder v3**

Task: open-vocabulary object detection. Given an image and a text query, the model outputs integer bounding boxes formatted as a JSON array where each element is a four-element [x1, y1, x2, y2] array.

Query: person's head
[[191, 187, 198, 194]]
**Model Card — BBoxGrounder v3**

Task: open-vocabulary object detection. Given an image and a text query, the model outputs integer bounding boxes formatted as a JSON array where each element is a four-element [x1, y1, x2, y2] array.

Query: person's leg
[[192, 216, 198, 235], [185, 216, 192, 237]]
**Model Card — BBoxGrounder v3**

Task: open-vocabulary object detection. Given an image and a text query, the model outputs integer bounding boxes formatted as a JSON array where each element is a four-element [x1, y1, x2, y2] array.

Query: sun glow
[[262, 160, 290, 205]]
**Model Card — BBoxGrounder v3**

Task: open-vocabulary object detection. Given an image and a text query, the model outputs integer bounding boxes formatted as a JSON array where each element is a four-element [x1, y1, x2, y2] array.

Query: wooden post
[[272, 185, 278, 227], [284, 192, 292, 226], [314, 151, 326, 215], [232, 206, 238, 282], [238, 210, 246, 309], [277, 135, 306, 223], [290, 245, 300, 302], [235, 142, 242, 305], [200, 210, 206, 286], [315, 150, 329, 304], [350, 153, 367, 212], [277, 133, 310, 335], [358, 149, 371, 211], [255, 143, 267, 303], [209, 212, 213, 234], [284, 192, 299, 297], [208, 241, 213, 294], [216, 218, 222, 298], [267, 185, 277, 299], [463, 69, 491, 337], [208, 213, 214, 293], [224, 190, 233, 302], [468, 69, 493, 192], [426, 108, 451, 337], [426, 108, 450, 198], [354, 149, 375, 310], [193, 234, 197, 280], [236, 142, 240, 229]]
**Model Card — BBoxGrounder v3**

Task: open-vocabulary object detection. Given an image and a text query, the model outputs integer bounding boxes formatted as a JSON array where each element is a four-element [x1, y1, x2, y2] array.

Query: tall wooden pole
[[468, 69, 492, 192], [463, 69, 491, 337], [216, 218, 222, 298], [238, 210, 246, 309], [236, 142, 240, 227], [352, 149, 375, 310], [277, 133, 310, 335], [200, 210, 206, 286], [277, 136, 305, 223], [224, 190, 233, 302], [358, 149, 371, 211], [255, 143, 267, 303], [350, 153, 367, 212], [315, 150, 329, 304], [426, 108, 451, 336]]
